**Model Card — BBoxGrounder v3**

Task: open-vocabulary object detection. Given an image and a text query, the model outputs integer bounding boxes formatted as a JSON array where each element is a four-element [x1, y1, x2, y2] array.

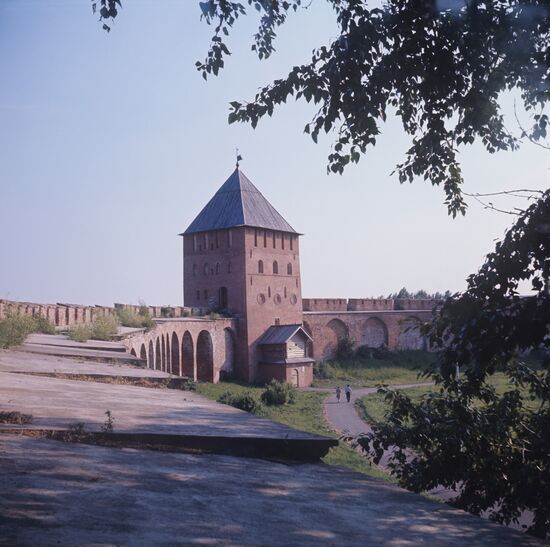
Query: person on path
[[344, 384, 352, 403], [335, 386, 341, 403]]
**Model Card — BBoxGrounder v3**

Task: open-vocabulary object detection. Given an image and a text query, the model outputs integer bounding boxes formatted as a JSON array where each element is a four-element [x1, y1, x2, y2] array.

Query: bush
[[314, 361, 335, 379], [68, 324, 93, 343], [160, 306, 175, 318], [91, 315, 119, 340], [116, 306, 154, 329], [0, 315, 40, 348], [217, 391, 263, 413], [260, 380, 297, 406], [32, 315, 56, 334], [336, 336, 356, 361]]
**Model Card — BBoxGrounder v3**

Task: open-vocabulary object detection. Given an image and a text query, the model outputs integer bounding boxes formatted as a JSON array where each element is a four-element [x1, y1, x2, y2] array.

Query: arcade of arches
[[124, 310, 430, 384]]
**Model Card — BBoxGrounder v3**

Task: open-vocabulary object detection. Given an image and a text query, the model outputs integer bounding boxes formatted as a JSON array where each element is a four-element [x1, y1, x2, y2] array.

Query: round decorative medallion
[[257, 293, 266, 305], [274, 294, 282, 305], [290, 294, 297, 305]]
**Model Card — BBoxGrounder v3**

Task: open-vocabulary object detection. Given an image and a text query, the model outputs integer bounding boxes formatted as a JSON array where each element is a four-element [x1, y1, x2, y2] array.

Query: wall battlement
[[303, 297, 440, 312]]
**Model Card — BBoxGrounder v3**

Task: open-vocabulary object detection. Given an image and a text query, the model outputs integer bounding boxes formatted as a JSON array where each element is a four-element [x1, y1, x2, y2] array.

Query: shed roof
[[182, 168, 298, 235], [257, 324, 312, 345]]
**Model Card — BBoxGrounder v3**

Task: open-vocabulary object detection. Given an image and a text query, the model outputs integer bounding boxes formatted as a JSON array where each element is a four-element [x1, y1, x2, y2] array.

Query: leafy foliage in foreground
[[95, 1, 550, 215], [260, 380, 297, 406], [361, 193, 550, 539]]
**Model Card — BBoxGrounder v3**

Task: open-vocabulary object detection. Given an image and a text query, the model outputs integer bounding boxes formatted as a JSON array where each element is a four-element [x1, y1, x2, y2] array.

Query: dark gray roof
[[257, 324, 312, 345], [182, 168, 298, 235]]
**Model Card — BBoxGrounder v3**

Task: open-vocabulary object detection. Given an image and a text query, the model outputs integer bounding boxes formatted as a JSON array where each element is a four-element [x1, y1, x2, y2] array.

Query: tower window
[[203, 263, 209, 276], [254, 229, 258, 247], [204, 289, 208, 300], [263, 231, 267, 247], [196, 290, 200, 300], [193, 235, 197, 252], [193, 264, 197, 277], [287, 263, 292, 275], [272, 232, 276, 248], [284, 286, 287, 298], [227, 261, 232, 274], [215, 262, 220, 275], [273, 261, 278, 274], [228, 230, 232, 248], [290, 236, 293, 251], [258, 260, 264, 274], [282, 234, 285, 250], [215, 231, 219, 248], [268, 286, 271, 298]]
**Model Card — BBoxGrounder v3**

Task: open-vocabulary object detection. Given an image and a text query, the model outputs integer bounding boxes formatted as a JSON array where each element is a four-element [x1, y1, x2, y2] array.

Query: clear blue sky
[[1, 1, 548, 306]]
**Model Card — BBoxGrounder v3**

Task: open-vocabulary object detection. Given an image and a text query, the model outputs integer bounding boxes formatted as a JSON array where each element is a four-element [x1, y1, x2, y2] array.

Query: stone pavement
[[0, 434, 542, 547]]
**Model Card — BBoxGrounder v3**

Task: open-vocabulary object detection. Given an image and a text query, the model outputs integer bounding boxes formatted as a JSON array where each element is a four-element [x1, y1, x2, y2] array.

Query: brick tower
[[181, 167, 310, 383]]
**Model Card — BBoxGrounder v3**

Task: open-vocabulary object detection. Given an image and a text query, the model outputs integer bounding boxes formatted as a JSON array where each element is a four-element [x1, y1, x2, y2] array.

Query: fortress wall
[[0, 299, 193, 328], [394, 298, 438, 311], [302, 298, 348, 312], [347, 298, 395, 311], [303, 309, 433, 361]]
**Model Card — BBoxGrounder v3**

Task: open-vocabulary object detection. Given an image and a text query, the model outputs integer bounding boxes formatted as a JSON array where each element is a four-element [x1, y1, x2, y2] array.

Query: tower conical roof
[[183, 168, 298, 235]]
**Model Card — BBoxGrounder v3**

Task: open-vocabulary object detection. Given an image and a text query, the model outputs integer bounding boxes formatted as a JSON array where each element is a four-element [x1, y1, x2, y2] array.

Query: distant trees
[[387, 288, 451, 300]]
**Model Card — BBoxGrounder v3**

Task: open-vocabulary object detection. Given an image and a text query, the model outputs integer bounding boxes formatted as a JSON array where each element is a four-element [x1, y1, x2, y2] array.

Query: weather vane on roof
[[236, 148, 243, 168]]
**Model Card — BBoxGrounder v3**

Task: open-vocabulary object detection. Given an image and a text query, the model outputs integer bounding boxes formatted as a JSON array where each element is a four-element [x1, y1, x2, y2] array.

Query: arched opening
[[258, 260, 264, 274], [290, 368, 299, 387], [273, 260, 279, 274], [303, 321, 314, 358], [181, 331, 194, 378], [361, 317, 389, 348], [166, 335, 171, 372], [398, 316, 426, 350], [323, 318, 349, 360], [171, 332, 180, 375], [219, 286, 228, 309], [287, 263, 292, 275], [220, 328, 235, 380], [148, 340, 154, 369], [140, 344, 147, 362], [197, 330, 214, 382], [161, 335, 166, 372], [130, 348, 137, 357], [155, 338, 161, 370]]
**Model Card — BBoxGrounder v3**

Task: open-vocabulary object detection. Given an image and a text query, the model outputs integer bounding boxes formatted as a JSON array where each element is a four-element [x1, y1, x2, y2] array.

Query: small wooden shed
[[257, 325, 314, 387]]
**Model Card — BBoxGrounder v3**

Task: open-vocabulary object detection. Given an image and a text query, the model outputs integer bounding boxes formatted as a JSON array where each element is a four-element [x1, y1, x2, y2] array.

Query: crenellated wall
[[0, 299, 199, 327]]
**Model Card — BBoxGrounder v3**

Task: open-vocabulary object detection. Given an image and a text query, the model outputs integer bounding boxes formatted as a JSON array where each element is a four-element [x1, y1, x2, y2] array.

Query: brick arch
[[155, 338, 161, 370], [322, 318, 349, 360], [148, 340, 154, 369], [361, 317, 388, 348], [171, 332, 180, 375], [140, 343, 147, 362], [397, 316, 426, 350], [181, 331, 194, 378], [130, 348, 137, 357], [197, 330, 214, 382], [220, 327, 235, 380], [161, 335, 166, 372]]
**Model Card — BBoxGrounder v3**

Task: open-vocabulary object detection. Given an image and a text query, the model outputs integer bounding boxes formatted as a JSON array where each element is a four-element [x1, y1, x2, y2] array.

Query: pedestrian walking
[[344, 384, 352, 403], [335, 386, 341, 403]]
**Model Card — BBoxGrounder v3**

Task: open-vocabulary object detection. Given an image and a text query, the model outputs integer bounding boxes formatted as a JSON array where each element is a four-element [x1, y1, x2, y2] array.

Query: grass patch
[[356, 372, 540, 426], [196, 381, 393, 482], [0, 314, 56, 348], [313, 350, 434, 388], [0, 411, 33, 424]]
